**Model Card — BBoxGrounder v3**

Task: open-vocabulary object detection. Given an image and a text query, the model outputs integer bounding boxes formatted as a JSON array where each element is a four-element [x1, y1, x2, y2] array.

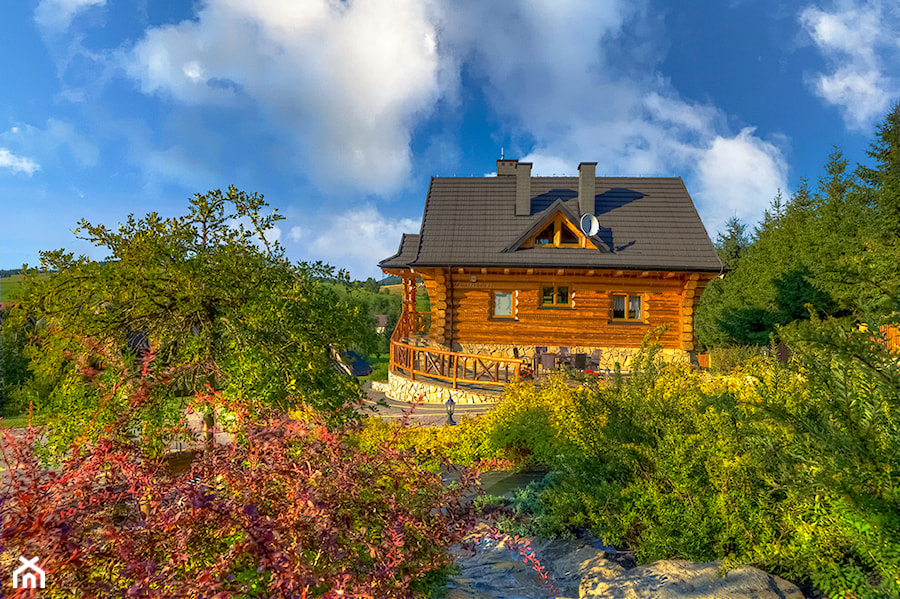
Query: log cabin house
[[379, 159, 722, 400]]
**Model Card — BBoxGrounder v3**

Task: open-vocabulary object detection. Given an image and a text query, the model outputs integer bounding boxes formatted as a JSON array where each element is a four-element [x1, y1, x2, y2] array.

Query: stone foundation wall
[[455, 343, 689, 370], [370, 380, 391, 394], [386, 371, 496, 404]]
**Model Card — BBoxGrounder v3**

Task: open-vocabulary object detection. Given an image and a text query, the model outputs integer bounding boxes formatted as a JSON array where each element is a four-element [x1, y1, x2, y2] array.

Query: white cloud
[[0, 119, 99, 168], [288, 226, 305, 242], [117, 0, 789, 241], [695, 128, 789, 234], [306, 205, 420, 279], [800, 1, 900, 129], [125, 0, 442, 194], [34, 0, 105, 33], [0, 148, 40, 175]]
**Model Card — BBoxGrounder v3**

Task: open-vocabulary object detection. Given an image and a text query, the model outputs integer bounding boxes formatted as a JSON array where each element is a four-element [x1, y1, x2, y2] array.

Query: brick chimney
[[497, 159, 518, 176], [515, 162, 532, 216], [578, 162, 597, 215]]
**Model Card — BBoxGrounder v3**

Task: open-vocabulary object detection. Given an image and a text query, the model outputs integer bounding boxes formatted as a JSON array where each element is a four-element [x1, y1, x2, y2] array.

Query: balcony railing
[[389, 310, 525, 388]]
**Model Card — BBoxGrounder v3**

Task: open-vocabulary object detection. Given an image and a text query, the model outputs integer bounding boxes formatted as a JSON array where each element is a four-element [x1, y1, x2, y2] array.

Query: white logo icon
[[13, 556, 46, 589]]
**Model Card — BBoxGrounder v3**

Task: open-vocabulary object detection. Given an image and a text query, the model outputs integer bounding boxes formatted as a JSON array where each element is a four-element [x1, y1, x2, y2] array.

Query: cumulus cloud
[[34, 0, 105, 33], [125, 0, 442, 194], [695, 128, 789, 233], [117, 0, 788, 240], [0, 148, 40, 175], [800, 1, 900, 129], [305, 205, 420, 279]]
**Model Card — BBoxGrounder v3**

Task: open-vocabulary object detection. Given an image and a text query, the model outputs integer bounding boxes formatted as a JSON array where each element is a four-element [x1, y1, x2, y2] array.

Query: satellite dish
[[580, 213, 599, 237]]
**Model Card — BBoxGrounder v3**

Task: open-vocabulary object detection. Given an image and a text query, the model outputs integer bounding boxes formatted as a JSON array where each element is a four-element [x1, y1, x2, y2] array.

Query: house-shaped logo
[[13, 556, 46, 589]]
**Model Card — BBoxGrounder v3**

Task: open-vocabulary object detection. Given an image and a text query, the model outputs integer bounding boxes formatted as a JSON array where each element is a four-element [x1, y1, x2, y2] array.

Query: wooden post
[[410, 347, 415, 381], [452, 354, 458, 389]]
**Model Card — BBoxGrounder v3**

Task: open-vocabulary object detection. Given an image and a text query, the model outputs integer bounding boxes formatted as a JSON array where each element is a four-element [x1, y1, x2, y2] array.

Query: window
[[541, 285, 570, 307], [612, 294, 642, 320], [536, 224, 554, 245], [493, 291, 514, 318], [528, 214, 589, 248]]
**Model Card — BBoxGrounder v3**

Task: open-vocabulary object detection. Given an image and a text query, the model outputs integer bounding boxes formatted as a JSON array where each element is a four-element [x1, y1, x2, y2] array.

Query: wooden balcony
[[389, 311, 526, 389]]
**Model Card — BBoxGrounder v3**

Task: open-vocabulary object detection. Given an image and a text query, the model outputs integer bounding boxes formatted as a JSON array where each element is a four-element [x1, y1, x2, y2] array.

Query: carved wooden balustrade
[[389, 311, 524, 389]]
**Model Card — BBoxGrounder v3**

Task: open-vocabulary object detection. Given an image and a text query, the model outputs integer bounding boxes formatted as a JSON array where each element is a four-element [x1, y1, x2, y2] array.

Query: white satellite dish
[[580, 213, 599, 237]]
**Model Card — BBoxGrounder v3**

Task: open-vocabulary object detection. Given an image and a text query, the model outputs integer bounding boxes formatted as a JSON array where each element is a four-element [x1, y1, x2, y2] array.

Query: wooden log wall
[[416, 268, 717, 350]]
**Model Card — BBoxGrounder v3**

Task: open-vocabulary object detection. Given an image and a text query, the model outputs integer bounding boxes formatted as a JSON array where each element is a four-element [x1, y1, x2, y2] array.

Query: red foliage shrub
[[0, 352, 481, 598]]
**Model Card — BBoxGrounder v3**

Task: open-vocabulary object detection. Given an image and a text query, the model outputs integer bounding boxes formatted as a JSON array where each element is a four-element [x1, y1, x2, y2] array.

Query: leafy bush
[[0, 307, 33, 416], [707, 344, 765, 374], [1, 354, 480, 598], [492, 321, 900, 598]]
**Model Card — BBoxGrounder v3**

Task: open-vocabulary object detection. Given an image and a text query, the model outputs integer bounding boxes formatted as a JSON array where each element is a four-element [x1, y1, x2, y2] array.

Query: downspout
[[445, 266, 454, 350]]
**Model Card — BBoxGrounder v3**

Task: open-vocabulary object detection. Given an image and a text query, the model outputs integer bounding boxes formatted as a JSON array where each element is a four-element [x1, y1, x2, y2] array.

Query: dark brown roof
[[380, 176, 722, 272], [379, 233, 420, 270]]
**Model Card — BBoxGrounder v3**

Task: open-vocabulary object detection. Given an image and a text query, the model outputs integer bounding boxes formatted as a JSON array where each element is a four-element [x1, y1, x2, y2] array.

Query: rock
[[448, 531, 806, 599], [578, 559, 805, 599]]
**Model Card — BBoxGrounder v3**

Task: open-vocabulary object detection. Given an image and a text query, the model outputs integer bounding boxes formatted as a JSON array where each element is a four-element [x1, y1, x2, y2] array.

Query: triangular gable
[[503, 199, 609, 253]]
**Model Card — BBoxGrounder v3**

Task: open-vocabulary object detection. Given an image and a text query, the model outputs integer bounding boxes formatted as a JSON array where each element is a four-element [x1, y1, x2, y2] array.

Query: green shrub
[[708, 344, 764, 374], [499, 320, 900, 598]]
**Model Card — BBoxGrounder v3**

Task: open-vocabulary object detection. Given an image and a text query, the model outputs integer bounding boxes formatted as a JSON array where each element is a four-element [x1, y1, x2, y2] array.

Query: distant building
[[375, 314, 388, 334]]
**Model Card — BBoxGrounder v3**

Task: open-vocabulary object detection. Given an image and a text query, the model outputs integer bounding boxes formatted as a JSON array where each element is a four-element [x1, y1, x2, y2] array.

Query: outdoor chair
[[539, 352, 557, 372], [557, 346, 572, 365], [533, 346, 547, 371], [588, 349, 603, 369], [573, 353, 587, 370]]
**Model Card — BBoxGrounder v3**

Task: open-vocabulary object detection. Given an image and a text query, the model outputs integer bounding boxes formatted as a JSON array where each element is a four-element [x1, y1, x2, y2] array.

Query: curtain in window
[[613, 294, 626, 318], [629, 296, 641, 319], [494, 292, 513, 316]]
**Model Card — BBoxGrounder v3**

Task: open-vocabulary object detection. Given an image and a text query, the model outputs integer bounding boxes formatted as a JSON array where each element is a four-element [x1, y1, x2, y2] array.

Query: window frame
[[530, 214, 594, 249], [491, 290, 517, 320], [540, 284, 572, 308], [611, 293, 644, 322]]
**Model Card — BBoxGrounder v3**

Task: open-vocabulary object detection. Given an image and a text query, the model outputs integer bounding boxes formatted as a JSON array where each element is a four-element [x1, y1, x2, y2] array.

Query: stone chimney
[[497, 159, 518, 176], [515, 162, 532, 216], [578, 162, 597, 215]]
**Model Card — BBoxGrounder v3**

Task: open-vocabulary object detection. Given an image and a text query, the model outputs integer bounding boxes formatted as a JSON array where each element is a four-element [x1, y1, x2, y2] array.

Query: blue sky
[[2, 0, 899, 280]]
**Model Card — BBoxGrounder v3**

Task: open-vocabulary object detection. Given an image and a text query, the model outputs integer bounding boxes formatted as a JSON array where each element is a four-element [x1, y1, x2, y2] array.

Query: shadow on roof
[[595, 188, 644, 215], [529, 188, 645, 216], [530, 189, 577, 214]]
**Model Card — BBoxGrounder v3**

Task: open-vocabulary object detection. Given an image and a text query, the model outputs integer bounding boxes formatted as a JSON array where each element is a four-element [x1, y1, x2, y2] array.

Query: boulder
[[448, 531, 806, 599], [577, 558, 805, 599]]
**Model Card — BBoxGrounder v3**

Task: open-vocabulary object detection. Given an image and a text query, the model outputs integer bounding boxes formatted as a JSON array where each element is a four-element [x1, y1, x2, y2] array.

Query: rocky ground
[[446, 524, 806, 599]]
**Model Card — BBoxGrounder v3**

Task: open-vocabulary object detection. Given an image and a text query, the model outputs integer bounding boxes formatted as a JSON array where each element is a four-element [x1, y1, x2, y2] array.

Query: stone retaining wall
[[456, 343, 689, 370], [386, 371, 496, 404]]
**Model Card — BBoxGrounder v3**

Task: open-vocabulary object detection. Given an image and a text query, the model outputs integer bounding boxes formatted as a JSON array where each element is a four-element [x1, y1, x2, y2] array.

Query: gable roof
[[380, 175, 722, 272]]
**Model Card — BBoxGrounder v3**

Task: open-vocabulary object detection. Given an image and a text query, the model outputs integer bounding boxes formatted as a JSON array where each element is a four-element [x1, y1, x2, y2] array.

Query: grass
[[1, 414, 47, 429], [0, 275, 23, 302], [1, 272, 53, 302], [361, 353, 390, 383]]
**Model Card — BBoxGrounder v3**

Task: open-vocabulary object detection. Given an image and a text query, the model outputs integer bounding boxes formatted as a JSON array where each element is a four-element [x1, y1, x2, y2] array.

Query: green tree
[[715, 216, 750, 271], [694, 119, 900, 348], [11, 187, 369, 455]]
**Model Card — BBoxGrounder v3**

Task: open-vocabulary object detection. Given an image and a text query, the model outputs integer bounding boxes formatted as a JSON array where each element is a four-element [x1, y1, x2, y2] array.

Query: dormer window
[[525, 213, 596, 249], [536, 224, 554, 245]]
